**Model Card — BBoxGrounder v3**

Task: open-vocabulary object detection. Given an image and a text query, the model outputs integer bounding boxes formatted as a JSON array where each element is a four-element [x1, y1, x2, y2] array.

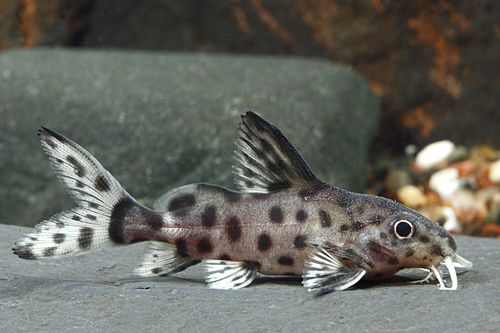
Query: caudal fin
[[13, 127, 141, 260]]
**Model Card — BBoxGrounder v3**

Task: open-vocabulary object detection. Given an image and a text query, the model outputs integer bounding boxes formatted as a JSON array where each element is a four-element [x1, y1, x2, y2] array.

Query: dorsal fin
[[233, 111, 322, 193]]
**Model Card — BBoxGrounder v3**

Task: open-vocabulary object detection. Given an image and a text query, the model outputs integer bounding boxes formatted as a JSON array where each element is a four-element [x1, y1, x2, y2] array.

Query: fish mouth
[[412, 253, 472, 290]]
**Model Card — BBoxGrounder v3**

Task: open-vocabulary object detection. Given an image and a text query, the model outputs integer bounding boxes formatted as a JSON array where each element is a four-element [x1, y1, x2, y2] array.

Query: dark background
[[1, 0, 499, 157]]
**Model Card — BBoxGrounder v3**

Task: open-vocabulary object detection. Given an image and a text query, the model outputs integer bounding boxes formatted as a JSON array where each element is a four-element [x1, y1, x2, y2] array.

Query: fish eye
[[394, 220, 414, 240]]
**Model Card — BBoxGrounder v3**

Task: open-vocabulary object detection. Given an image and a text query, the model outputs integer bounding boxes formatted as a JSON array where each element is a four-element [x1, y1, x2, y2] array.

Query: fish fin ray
[[135, 242, 200, 277], [204, 260, 257, 290], [13, 127, 138, 260], [302, 247, 366, 293], [233, 111, 322, 193]]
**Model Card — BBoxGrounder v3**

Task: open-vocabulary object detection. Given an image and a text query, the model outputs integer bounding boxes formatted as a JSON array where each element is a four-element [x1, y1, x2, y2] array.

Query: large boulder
[[1, 1, 498, 153], [0, 49, 380, 227]]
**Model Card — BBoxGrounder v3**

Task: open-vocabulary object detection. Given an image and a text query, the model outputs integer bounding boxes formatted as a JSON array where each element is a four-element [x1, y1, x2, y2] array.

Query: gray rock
[[1, 224, 498, 332], [0, 49, 380, 227]]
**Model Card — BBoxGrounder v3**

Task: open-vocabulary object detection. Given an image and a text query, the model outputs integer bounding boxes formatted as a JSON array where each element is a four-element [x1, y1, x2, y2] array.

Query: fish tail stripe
[[13, 127, 142, 260]]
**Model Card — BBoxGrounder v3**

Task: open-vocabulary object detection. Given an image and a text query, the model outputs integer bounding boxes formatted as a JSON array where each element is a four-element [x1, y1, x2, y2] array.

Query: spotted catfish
[[13, 111, 472, 293]]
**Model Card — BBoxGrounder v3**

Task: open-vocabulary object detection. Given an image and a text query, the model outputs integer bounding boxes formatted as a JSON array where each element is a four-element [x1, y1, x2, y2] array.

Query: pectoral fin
[[302, 247, 366, 294]]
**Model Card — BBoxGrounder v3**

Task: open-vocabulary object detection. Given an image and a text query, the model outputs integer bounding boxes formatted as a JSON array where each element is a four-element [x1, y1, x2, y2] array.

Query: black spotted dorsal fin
[[233, 111, 322, 193]]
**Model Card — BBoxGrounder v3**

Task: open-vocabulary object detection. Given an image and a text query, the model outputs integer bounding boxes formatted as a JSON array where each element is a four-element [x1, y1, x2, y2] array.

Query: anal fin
[[302, 247, 366, 294], [135, 241, 200, 277], [204, 260, 258, 290]]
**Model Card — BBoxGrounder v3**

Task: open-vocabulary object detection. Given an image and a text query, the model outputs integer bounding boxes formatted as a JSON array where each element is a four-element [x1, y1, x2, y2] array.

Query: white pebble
[[429, 167, 460, 201], [415, 140, 455, 170], [397, 185, 427, 208], [441, 206, 462, 233], [488, 159, 500, 183]]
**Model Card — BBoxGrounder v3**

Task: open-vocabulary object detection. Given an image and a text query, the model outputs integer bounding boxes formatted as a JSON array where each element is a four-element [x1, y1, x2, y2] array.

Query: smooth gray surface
[[1, 224, 498, 332], [0, 48, 380, 227]]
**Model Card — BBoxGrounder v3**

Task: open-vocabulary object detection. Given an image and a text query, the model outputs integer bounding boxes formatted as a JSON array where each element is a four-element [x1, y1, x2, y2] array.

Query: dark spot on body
[[227, 217, 242, 242], [340, 224, 349, 232], [76, 181, 84, 188], [296, 210, 307, 222], [419, 235, 430, 243], [423, 255, 428, 260], [294, 235, 307, 248], [356, 206, 364, 214], [244, 181, 254, 189], [278, 256, 294, 266], [109, 197, 162, 243], [201, 206, 217, 228], [245, 260, 261, 269], [379, 232, 387, 239], [352, 222, 365, 231], [319, 209, 331, 228], [269, 206, 283, 223], [56, 221, 65, 228], [153, 254, 158, 258], [89, 202, 99, 209], [66, 155, 86, 177], [109, 197, 136, 244], [43, 247, 57, 257], [86, 214, 97, 221], [143, 208, 163, 231], [168, 194, 196, 216], [175, 238, 188, 253], [72, 215, 81, 221], [197, 238, 213, 254], [405, 249, 415, 257], [388, 256, 399, 265], [220, 254, 231, 260], [95, 175, 111, 192], [53, 233, 65, 244], [370, 215, 383, 225], [258, 234, 272, 251], [78, 227, 94, 249], [151, 267, 163, 274]]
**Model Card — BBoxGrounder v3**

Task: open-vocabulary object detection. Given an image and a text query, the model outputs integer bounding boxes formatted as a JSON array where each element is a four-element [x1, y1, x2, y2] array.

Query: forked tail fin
[[13, 127, 150, 260]]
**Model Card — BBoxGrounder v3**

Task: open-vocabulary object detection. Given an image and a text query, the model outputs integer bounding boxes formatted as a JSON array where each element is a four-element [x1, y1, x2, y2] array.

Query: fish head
[[357, 198, 472, 289]]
